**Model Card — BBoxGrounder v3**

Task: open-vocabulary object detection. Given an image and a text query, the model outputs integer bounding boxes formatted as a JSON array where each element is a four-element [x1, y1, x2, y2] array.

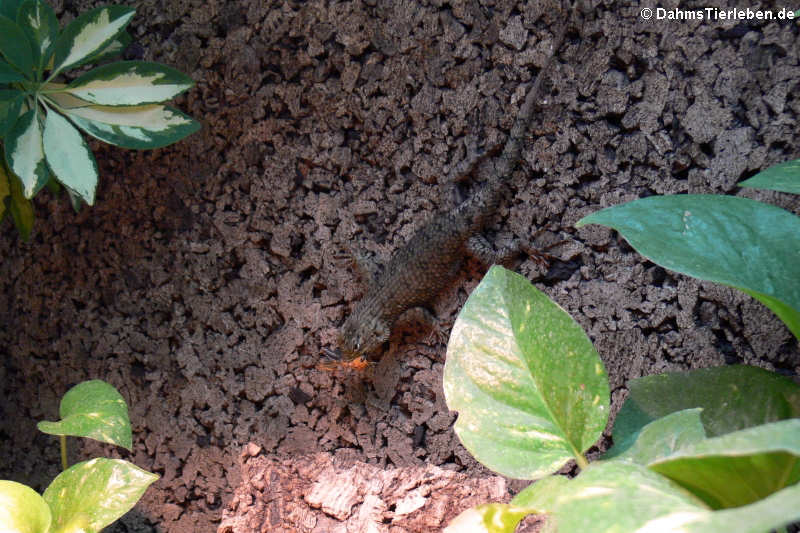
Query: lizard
[[329, 17, 569, 364]]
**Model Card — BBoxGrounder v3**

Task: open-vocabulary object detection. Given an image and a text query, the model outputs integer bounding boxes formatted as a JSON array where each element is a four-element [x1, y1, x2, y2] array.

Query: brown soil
[[1, 1, 799, 532]]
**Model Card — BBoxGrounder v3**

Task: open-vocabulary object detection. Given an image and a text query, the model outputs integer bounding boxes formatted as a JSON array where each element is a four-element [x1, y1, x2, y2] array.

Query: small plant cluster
[[443, 267, 800, 533], [0, 380, 157, 533], [442, 161, 800, 532], [0, 0, 199, 238]]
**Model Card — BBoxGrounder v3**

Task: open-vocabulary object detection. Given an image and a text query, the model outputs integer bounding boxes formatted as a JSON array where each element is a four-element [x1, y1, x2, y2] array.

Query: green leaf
[[523, 461, 800, 533], [0, 88, 24, 136], [443, 266, 609, 479], [0, 480, 52, 533], [739, 159, 800, 194], [605, 408, 707, 464], [648, 419, 800, 509], [577, 194, 800, 339], [42, 109, 98, 205], [0, 59, 25, 83], [37, 380, 132, 449], [43, 458, 158, 533], [51, 5, 135, 75], [16, 0, 58, 75], [510, 475, 569, 512], [4, 107, 48, 198], [613, 365, 800, 444], [0, 14, 33, 73], [63, 103, 200, 149], [6, 164, 34, 239], [443, 503, 530, 533], [0, 0, 24, 20], [66, 60, 194, 106], [530, 461, 707, 532]]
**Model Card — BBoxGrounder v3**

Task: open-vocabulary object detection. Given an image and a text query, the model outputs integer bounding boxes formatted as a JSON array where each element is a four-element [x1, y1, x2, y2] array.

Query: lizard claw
[[426, 318, 453, 348], [320, 346, 341, 360]]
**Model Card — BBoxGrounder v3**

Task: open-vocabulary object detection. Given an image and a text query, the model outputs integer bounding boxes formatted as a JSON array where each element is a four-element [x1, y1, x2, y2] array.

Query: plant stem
[[60, 435, 68, 471], [575, 453, 589, 470]]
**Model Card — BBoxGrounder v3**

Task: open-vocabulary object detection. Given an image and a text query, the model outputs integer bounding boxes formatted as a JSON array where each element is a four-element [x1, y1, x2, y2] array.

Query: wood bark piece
[[218, 445, 529, 532]]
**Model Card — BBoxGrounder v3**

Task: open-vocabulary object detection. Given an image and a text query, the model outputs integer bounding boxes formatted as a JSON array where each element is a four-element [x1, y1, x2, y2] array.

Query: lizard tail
[[493, 12, 570, 182]]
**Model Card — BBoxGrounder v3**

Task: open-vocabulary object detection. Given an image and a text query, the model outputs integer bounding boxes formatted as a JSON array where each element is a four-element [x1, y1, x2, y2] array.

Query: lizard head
[[338, 314, 390, 361]]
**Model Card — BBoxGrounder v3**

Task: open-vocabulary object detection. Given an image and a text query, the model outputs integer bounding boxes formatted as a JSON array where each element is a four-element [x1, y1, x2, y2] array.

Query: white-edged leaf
[[65, 103, 200, 149], [91, 29, 131, 63], [51, 5, 135, 75], [41, 84, 91, 109], [16, 0, 58, 73], [0, 13, 33, 73], [4, 107, 48, 197], [0, 58, 25, 82], [66, 60, 194, 106], [43, 110, 98, 204]]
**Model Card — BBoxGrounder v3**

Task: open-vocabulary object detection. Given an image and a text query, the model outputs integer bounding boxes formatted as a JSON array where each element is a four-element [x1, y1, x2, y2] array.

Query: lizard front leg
[[396, 306, 452, 349]]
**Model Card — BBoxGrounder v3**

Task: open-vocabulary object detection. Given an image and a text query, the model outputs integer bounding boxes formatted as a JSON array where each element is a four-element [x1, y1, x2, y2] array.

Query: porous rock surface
[[1, 1, 798, 531]]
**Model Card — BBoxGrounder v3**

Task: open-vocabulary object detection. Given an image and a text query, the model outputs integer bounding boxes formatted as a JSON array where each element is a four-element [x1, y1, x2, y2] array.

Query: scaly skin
[[337, 23, 568, 361]]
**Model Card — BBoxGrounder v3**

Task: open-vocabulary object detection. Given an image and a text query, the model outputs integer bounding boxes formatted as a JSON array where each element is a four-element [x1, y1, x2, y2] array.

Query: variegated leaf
[[0, 89, 24, 136], [51, 5, 135, 75], [0, 13, 33, 73], [43, 110, 98, 204], [65, 103, 200, 149], [16, 0, 58, 74], [91, 29, 132, 64], [66, 60, 195, 106], [4, 107, 48, 197], [41, 82, 91, 109], [0, 58, 25, 82]]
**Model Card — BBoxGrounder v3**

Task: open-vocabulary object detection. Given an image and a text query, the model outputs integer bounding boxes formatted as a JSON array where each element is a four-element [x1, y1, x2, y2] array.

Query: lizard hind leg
[[466, 234, 519, 267], [335, 247, 383, 286]]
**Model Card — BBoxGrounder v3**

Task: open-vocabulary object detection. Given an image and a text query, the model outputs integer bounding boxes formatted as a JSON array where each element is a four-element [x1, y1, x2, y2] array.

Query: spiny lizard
[[332, 21, 568, 363]]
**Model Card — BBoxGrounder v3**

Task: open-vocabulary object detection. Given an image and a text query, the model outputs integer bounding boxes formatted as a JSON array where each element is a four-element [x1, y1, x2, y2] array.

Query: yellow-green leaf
[[444, 266, 609, 479], [43, 458, 158, 533], [37, 380, 132, 449], [0, 480, 52, 533], [6, 165, 34, 239]]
